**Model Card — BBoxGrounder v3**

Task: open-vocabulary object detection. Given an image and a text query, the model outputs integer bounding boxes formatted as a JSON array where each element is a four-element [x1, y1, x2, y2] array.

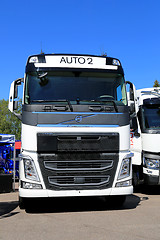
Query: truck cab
[[127, 83, 160, 185], [9, 54, 133, 208]]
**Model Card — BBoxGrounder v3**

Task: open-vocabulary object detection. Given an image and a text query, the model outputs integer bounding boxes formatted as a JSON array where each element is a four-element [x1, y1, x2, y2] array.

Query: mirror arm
[[134, 129, 140, 137], [15, 77, 24, 85], [130, 112, 136, 120], [13, 112, 22, 120]]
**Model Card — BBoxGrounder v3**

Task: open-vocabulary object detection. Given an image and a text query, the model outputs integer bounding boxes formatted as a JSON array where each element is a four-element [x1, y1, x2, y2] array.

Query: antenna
[[101, 51, 107, 56], [40, 42, 44, 54], [100, 46, 107, 56]]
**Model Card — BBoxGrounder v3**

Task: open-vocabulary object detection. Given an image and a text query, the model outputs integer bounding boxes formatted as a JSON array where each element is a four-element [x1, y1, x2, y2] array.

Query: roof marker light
[[112, 59, 121, 66], [29, 56, 39, 63]]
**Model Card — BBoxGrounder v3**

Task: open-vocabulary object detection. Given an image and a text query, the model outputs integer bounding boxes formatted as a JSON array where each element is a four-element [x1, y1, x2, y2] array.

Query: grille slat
[[44, 160, 113, 171], [48, 176, 110, 187]]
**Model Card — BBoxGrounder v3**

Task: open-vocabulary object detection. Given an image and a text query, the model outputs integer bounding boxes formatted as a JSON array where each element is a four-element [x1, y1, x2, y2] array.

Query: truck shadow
[[0, 201, 19, 219], [134, 185, 160, 195], [25, 194, 141, 214]]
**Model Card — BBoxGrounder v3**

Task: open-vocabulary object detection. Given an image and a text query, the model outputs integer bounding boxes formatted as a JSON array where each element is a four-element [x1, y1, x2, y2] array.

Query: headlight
[[143, 158, 159, 170], [118, 158, 131, 180], [20, 155, 40, 182]]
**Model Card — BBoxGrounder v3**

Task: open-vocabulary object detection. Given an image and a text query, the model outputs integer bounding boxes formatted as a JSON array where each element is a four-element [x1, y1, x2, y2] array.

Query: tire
[[19, 196, 25, 209], [133, 170, 139, 187], [19, 197, 33, 210]]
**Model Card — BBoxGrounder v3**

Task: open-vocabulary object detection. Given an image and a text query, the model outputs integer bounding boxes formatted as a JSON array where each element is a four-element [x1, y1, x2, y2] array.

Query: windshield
[[142, 105, 160, 130], [24, 71, 127, 105]]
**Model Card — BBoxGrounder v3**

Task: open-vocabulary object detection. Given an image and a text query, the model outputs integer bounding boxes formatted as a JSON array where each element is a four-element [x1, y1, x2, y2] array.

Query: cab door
[[126, 81, 142, 166]]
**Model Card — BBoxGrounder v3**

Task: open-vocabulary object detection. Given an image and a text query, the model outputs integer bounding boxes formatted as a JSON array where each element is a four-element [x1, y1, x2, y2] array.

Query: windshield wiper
[[31, 99, 73, 112], [91, 100, 118, 112], [38, 72, 48, 79], [60, 99, 73, 112]]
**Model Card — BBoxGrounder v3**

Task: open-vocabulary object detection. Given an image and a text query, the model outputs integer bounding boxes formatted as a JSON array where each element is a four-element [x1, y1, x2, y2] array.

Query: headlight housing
[[143, 157, 159, 170], [20, 155, 40, 182], [118, 158, 131, 180]]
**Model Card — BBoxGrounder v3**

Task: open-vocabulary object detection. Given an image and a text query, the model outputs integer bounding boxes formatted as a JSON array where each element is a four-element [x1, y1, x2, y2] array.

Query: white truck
[[127, 82, 160, 186], [8, 54, 133, 208]]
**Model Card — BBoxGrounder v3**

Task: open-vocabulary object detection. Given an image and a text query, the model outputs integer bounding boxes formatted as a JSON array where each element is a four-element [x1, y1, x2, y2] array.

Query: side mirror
[[8, 78, 23, 120], [14, 83, 18, 99], [126, 81, 138, 102], [126, 81, 133, 100], [14, 78, 23, 99], [126, 81, 139, 115]]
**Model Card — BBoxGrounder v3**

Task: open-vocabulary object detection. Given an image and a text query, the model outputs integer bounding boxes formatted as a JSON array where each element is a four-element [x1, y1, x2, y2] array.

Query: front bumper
[[19, 185, 133, 198]]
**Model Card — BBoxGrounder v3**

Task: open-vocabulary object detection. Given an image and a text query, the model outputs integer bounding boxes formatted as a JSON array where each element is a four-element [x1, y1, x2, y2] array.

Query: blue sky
[[0, 0, 160, 100]]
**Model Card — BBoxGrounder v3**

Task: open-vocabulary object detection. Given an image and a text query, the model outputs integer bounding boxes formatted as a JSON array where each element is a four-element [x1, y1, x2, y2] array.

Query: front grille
[[37, 133, 119, 190], [38, 152, 118, 190]]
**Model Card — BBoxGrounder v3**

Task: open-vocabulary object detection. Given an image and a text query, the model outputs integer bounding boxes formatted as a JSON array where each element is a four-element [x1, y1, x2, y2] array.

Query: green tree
[[0, 99, 21, 140], [153, 80, 160, 87]]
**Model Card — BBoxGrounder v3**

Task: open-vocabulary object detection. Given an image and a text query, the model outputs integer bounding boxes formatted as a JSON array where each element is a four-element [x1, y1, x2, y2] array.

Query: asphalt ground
[[0, 184, 160, 240]]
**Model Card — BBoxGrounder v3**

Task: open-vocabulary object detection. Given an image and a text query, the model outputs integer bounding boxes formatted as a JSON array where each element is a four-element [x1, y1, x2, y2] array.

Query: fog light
[[21, 181, 42, 189], [116, 179, 132, 187]]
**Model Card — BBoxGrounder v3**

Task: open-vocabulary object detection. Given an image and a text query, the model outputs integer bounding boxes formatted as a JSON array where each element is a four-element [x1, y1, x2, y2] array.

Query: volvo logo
[[75, 115, 82, 123]]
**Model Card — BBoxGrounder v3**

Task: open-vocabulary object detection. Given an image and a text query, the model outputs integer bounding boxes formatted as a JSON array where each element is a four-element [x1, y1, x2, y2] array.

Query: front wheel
[[133, 171, 139, 187], [19, 197, 32, 210], [19, 196, 25, 209]]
